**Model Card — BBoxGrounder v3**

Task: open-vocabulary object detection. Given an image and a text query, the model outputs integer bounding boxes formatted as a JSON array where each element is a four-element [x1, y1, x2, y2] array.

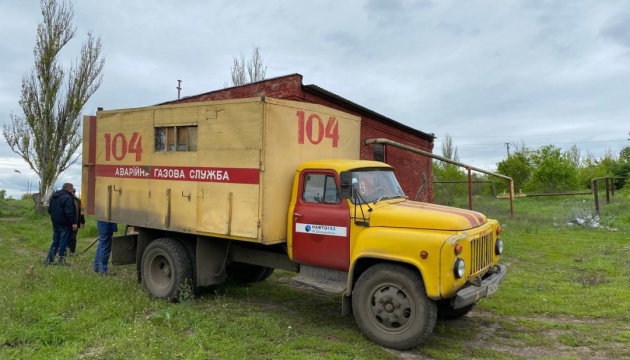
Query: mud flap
[[111, 234, 138, 265]]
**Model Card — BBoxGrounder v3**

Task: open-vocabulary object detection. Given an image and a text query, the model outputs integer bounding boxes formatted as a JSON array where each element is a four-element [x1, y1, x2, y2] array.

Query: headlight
[[454, 258, 465, 279], [495, 239, 504, 255]]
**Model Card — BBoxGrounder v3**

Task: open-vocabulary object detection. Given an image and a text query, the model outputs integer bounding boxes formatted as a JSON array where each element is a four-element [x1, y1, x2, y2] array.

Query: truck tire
[[437, 301, 475, 320], [352, 263, 437, 350], [258, 267, 275, 281], [226, 263, 271, 284], [141, 238, 193, 302], [181, 239, 197, 291]]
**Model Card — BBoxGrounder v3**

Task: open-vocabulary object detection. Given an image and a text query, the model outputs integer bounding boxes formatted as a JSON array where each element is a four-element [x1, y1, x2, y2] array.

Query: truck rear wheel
[[352, 264, 437, 350], [141, 238, 193, 302], [181, 239, 197, 291], [227, 263, 273, 284]]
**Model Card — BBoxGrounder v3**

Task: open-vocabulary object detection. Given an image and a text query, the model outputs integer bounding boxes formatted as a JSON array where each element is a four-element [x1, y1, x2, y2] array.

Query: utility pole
[[505, 142, 511, 157], [177, 80, 182, 99]]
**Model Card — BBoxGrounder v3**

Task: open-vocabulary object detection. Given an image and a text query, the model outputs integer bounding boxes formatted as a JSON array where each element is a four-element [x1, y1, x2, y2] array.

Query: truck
[[81, 97, 506, 350]]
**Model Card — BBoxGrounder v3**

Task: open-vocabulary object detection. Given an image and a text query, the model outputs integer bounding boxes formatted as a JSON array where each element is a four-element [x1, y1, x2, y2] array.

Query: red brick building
[[162, 74, 435, 202]]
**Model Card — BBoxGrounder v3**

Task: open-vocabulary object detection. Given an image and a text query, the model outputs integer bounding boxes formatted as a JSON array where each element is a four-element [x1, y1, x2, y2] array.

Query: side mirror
[[339, 171, 353, 199]]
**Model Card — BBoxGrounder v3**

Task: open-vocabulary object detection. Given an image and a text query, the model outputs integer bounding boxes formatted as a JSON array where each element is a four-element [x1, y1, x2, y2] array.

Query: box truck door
[[291, 170, 350, 271]]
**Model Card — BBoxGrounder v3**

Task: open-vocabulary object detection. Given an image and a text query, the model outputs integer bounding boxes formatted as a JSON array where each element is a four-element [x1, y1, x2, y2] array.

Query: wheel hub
[[161, 263, 171, 276], [370, 285, 413, 332]]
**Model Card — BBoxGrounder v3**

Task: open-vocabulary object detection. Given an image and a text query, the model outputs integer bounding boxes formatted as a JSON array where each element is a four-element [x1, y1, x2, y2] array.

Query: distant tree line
[[433, 135, 630, 201], [495, 144, 630, 194]]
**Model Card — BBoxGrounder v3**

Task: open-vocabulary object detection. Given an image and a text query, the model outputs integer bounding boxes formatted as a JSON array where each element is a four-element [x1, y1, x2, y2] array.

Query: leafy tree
[[526, 145, 579, 192], [496, 151, 531, 193], [610, 162, 630, 189], [611, 146, 630, 189], [577, 151, 612, 189], [2, 0, 104, 212], [230, 45, 267, 86]]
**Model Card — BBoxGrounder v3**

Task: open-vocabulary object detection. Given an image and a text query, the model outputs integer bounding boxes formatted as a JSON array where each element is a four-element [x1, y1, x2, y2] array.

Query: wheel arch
[[347, 257, 429, 297]]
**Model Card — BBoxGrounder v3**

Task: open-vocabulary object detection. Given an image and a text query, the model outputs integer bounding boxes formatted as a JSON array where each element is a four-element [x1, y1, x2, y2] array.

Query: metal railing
[[364, 138, 514, 218], [591, 177, 629, 215], [433, 180, 497, 197]]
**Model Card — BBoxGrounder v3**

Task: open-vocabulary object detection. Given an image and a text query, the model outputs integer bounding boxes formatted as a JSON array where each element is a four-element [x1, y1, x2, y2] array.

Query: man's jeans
[[93, 231, 113, 274], [46, 227, 71, 264]]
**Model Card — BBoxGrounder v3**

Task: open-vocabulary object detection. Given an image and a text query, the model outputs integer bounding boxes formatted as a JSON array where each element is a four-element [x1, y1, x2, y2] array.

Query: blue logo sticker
[[305, 224, 311, 232]]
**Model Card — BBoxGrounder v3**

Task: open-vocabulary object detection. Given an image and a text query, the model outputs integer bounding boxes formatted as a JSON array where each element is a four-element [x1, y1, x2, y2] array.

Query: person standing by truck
[[46, 183, 77, 265], [67, 188, 85, 256], [93, 221, 118, 274]]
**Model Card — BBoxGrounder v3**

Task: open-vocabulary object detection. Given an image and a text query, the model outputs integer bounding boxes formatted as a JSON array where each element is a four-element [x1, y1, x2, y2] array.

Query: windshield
[[350, 169, 405, 203]]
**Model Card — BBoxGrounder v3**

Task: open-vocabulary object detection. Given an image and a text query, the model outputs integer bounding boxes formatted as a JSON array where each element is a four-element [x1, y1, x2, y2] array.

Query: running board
[[292, 265, 348, 294]]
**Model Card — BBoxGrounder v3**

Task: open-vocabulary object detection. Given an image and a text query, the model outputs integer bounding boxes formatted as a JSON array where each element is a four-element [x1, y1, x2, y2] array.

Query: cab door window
[[302, 174, 340, 204]]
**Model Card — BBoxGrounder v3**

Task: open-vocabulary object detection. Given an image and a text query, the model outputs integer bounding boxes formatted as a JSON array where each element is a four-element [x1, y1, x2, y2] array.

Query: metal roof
[[303, 84, 435, 141], [157, 73, 435, 141]]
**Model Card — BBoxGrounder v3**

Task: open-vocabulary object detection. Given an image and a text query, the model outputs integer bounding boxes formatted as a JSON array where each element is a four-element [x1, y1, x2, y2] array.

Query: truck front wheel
[[352, 264, 437, 350], [141, 238, 193, 302]]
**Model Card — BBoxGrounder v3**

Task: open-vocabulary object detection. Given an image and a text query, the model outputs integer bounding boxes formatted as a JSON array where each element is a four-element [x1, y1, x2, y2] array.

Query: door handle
[[293, 213, 302, 217]]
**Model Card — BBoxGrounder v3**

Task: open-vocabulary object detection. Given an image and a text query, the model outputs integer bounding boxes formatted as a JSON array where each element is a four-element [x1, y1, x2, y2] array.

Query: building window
[[302, 174, 340, 204], [155, 126, 198, 152], [373, 143, 385, 162]]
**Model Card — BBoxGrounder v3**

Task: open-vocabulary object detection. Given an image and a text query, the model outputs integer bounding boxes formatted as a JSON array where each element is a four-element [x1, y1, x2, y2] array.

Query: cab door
[[291, 170, 351, 271]]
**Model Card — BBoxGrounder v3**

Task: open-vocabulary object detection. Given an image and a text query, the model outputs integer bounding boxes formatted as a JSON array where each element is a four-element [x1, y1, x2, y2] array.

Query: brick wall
[[164, 74, 305, 104], [165, 74, 434, 202]]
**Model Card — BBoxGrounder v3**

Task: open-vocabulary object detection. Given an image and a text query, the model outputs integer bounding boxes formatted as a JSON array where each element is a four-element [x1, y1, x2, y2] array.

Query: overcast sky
[[1, 0, 629, 198]]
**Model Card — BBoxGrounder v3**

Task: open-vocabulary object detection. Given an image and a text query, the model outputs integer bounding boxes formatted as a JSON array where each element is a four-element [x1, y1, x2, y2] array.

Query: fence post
[[592, 179, 600, 216], [467, 168, 473, 210], [605, 178, 610, 204]]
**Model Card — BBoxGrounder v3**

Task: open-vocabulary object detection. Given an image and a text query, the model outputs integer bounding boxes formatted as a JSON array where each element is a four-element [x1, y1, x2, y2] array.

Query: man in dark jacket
[[67, 188, 85, 255], [46, 183, 78, 265]]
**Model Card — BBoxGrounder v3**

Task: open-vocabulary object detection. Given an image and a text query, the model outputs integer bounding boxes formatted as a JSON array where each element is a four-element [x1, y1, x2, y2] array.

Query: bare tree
[[565, 144, 581, 168], [441, 134, 459, 162], [230, 53, 247, 86], [510, 140, 527, 155], [2, 0, 105, 212], [230, 45, 267, 86]]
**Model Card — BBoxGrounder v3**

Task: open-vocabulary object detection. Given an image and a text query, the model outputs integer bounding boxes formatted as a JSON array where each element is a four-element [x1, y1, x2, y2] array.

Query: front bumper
[[451, 264, 507, 309]]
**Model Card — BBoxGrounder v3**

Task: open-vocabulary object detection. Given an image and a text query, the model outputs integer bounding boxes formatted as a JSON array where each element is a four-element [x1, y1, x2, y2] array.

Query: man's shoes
[[68, 252, 76, 256]]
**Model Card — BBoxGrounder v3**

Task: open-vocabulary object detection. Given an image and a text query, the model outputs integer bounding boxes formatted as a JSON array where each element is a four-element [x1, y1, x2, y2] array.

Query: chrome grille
[[470, 231, 493, 275]]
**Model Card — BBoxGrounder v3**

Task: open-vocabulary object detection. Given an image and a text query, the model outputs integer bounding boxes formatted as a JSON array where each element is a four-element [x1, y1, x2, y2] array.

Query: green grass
[[1, 194, 630, 359]]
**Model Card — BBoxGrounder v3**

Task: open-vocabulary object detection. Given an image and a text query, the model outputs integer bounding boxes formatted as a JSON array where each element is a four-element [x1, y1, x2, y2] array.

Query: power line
[[446, 131, 624, 138], [442, 139, 628, 146]]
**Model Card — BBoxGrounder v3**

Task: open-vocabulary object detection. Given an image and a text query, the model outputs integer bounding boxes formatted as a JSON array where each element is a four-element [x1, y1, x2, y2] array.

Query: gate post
[[592, 179, 600, 216]]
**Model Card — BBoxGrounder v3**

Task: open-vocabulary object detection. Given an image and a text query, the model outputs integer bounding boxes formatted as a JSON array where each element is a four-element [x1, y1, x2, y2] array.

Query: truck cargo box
[[82, 97, 361, 244]]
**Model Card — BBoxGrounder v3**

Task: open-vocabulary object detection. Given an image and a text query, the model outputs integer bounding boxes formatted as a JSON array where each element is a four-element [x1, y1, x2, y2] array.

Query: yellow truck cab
[[82, 97, 506, 349], [288, 159, 506, 348]]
